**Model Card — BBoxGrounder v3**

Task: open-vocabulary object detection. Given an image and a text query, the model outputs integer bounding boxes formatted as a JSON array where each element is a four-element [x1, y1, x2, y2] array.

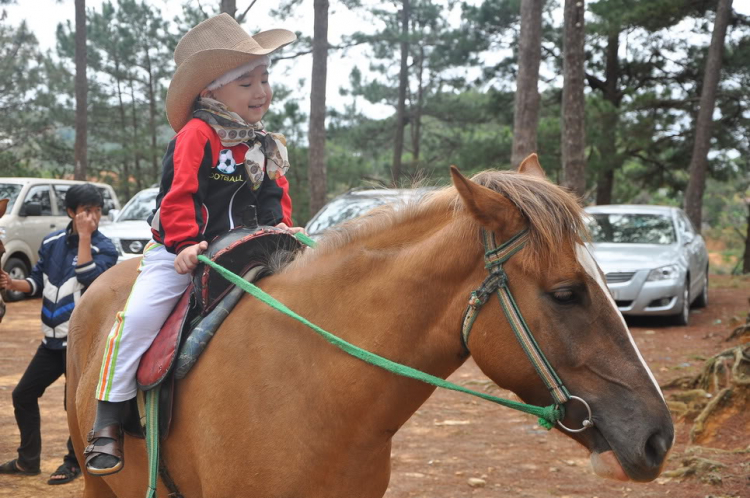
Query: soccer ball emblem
[[217, 149, 237, 174]]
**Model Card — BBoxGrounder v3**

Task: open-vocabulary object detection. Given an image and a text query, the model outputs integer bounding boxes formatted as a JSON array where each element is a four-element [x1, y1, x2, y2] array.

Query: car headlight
[[646, 264, 680, 281], [110, 237, 124, 256]]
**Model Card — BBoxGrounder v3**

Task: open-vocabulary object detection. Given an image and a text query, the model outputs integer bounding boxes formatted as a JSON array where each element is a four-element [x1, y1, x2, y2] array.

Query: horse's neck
[[256, 211, 483, 433]]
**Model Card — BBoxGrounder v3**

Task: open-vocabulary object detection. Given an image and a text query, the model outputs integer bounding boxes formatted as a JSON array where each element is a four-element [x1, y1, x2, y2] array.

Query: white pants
[[95, 242, 191, 402]]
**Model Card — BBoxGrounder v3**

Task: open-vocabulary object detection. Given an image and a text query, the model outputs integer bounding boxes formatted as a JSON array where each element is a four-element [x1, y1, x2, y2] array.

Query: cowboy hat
[[166, 13, 296, 132]]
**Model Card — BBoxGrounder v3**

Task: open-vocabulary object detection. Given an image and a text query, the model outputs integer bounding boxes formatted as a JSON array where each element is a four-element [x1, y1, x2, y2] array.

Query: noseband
[[461, 229, 594, 433]]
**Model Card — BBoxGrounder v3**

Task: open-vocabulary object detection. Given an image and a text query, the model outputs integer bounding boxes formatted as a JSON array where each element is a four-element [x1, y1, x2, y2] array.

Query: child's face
[[67, 204, 103, 231], [211, 64, 273, 124]]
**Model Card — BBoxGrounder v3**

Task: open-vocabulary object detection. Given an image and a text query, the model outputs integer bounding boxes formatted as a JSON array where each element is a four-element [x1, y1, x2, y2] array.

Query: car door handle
[[50, 224, 56, 228]]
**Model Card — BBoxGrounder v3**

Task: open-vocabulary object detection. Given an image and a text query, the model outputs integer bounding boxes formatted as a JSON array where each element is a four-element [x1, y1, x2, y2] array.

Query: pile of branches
[[662, 327, 749, 444]]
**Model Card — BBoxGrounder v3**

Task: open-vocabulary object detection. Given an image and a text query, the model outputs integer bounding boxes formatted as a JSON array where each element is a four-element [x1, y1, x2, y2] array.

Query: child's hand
[[75, 210, 98, 239], [174, 241, 209, 275], [0, 269, 10, 289], [275, 222, 306, 235]]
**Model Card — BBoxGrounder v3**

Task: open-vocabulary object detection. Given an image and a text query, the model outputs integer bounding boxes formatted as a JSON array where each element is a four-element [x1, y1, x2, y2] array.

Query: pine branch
[[236, 0, 258, 24]]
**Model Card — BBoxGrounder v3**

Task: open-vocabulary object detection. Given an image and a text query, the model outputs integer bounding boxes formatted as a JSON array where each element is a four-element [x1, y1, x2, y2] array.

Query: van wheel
[[3, 257, 29, 302]]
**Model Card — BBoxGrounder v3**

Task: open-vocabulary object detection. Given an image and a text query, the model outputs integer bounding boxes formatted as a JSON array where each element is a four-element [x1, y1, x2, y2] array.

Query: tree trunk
[[411, 44, 424, 171], [595, 28, 620, 205], [743, 203, 750, 274], [684, 0, 733, 233], [308, 0, 329, 216], [115, 66, 130, 200], [220, 0, 237, 18], [392, 0, 410, 185], [145, 50, 159, 182], [511, 0, 543, 168], [561, 0, 586, 198], [73, 0, 87, 180], [129, 80, 142, 191]]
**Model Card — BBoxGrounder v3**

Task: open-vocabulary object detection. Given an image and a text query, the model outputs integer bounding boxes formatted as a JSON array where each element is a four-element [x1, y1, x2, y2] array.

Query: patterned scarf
[[193, 97, 290, 190], [193, 97, 263, 147]]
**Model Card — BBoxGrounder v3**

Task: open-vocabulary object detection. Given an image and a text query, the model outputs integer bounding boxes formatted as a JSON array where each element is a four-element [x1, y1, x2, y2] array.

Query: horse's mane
[[286, 170, 588, 272], [470, 170, 588, 269]]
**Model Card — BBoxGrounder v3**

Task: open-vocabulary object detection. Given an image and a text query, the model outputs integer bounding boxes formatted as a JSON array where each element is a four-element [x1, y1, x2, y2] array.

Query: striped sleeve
[[74, 234, 118, 287]]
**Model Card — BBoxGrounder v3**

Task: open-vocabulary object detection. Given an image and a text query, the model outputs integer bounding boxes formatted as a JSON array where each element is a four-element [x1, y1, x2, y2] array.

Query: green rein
[[195, 232, 563, 429]]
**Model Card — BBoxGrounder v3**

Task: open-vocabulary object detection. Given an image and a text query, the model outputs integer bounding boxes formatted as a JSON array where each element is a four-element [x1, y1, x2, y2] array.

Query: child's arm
[[76, 234, 118, 287], [274, 175, 293, 226], [0, 269, 32, 294], [157, 125, 215, 254], [20, 241, 48, 296], [254, 173, 290, 225]]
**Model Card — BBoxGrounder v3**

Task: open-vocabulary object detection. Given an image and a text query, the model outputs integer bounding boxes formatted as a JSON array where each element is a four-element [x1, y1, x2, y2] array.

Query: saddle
[[129, 224, 303, 438]]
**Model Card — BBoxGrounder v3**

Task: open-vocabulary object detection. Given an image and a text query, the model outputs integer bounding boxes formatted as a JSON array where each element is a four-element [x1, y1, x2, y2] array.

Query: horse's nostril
[[644, 429, 672, 467]]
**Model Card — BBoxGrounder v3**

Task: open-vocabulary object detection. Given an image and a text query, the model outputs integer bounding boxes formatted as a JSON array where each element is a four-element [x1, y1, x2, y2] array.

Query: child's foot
[[0, 459, 41, 476], [48, 461, 82, 485], [84, 425, 124, 476]]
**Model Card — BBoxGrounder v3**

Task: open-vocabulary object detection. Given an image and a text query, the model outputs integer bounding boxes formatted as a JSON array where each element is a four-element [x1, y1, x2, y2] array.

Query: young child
[[84, 14, 302, 475], [0, 184, 117, 485]]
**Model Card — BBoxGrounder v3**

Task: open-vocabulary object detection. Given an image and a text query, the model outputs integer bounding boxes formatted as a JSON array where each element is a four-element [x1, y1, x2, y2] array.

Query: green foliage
[[1, 0, 750, 253], [0, 20, 59, 170]]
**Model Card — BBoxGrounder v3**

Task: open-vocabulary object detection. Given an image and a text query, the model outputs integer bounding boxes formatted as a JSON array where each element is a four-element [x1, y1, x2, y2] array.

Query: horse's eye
[[552, 289, 576, 304]]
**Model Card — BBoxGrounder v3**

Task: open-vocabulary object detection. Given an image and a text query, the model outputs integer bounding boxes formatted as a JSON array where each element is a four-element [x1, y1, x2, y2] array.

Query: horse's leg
[[82, 474, 118, 498], [67, 334, 118, 497]]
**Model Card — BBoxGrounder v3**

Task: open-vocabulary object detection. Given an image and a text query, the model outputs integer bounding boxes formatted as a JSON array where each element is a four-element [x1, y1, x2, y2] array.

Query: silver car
[[584, 205, 709, 326], [306, 188, 434, 237], [99, 187, 158, 262]]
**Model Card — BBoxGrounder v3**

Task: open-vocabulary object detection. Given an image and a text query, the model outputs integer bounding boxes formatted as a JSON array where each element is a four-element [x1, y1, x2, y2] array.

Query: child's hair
[[65, 184, 104, 212]]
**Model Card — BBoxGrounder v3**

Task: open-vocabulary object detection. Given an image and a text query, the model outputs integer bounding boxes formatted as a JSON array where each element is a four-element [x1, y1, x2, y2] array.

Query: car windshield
[[0, 183, 23, 212], [587, 213, 676, 245], [118, 190, 158, 221], [307, 196, 398, 235]]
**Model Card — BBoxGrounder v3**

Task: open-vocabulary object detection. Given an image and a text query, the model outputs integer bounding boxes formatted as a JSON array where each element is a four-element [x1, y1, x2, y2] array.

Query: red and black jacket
[[149, 118, 293, 254]]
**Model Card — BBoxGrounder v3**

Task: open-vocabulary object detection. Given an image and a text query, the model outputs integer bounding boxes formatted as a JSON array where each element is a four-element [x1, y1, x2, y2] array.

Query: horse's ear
[[0, 199, 7, 218], [450, 166, 522, 232], [518, 153, 545, 178]]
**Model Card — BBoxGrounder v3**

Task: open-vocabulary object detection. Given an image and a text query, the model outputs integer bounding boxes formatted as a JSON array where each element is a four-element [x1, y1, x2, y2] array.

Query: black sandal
[[0, 459, 41, 476], [84, 424, 125, 476], [48, 461, 82, 485]]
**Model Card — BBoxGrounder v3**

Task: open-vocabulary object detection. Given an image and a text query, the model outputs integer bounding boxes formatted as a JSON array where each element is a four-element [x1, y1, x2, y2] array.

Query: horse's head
[[451, 156, 673, 482]]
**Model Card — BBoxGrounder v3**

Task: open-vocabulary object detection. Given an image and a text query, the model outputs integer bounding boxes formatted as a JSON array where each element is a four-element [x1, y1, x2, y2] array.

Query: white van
[[0, 178, 120, 301]]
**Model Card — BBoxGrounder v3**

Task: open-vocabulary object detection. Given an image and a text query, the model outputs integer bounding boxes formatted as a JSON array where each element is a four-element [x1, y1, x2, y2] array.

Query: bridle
[[461, 229, 594, 433]]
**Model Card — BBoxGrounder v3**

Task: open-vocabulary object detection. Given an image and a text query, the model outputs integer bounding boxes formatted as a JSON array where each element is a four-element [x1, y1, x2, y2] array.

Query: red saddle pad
[[136, 285, 193, 390]]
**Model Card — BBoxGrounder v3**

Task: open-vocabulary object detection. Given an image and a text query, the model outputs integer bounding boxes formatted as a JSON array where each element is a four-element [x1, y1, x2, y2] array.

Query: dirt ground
[[1, 275, 748, 498]]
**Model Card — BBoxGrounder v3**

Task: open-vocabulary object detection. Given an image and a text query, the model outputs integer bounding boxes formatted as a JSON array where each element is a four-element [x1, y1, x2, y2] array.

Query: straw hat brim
[[166, 29, 296, 132]]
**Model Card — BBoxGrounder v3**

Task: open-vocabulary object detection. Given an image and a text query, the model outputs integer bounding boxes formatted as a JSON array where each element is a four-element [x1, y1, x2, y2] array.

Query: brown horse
[[67, 157, 673, 497]]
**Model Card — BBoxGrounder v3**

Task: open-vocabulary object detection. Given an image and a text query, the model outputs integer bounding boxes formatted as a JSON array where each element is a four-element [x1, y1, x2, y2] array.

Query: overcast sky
[[5, 0, 391, 119], [6, 0, 750, 120], [4, 0, 458, 120]]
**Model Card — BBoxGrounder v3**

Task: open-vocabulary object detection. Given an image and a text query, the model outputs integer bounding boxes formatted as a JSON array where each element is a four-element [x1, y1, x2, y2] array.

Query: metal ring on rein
[[557, 396, 594, 433]]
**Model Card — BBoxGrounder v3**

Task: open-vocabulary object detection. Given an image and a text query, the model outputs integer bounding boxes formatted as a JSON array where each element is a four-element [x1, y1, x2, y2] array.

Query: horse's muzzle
[[590, 420, 674, 482]]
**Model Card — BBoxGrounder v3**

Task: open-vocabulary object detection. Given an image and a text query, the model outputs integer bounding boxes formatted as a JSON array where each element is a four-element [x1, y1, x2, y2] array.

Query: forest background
[[2, 0, 750, 273]]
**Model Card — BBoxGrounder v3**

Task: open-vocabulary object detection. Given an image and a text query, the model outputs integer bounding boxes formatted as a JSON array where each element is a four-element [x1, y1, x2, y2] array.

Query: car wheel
[[692, 269, 708, 309], [672, 281, 690, 326], [2, 257, 29, 302]]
